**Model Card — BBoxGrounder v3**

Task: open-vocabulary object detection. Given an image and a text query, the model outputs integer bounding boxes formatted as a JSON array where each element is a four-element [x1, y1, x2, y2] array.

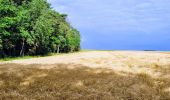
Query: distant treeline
[[0, 0, 80, 58]]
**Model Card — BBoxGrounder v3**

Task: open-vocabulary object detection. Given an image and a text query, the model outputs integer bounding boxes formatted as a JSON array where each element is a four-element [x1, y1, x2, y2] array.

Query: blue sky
[[47, 0, 170, 51]]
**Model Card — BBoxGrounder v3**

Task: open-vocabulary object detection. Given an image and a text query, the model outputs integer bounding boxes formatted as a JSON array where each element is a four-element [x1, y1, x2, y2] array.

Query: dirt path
[[1, 51, 170, 77]]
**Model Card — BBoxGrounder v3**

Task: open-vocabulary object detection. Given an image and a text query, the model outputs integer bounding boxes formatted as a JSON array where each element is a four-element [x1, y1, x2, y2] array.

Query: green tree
[[0, 0, 81, 58]]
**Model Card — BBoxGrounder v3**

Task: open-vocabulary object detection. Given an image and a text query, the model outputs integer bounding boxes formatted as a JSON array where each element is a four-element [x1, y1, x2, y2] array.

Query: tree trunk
[[57, 45, 60, 54], [20, 40, 25, 56]]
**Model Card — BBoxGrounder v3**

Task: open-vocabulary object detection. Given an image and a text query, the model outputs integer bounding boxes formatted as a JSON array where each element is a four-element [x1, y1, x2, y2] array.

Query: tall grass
[[0, 64, 169, 100]]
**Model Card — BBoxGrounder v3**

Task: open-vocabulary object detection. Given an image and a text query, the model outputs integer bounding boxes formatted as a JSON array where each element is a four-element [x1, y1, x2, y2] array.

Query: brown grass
[[0, 64, 170, 100]]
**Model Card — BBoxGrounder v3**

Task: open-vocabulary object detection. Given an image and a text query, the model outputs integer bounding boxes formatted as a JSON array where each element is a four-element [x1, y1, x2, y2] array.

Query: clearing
[[0, 51, 170, 100]]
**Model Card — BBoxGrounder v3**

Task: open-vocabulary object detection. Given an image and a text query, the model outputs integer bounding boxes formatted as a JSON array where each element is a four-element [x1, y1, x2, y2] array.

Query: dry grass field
[[0, 51, 170, 100]]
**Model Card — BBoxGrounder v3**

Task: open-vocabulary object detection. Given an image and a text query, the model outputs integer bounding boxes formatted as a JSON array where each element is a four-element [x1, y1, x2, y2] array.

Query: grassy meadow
[[0, 51, 170, 100]]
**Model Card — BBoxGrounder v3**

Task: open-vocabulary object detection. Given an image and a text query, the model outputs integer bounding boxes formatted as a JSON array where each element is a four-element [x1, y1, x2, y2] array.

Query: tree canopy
[[0, 0, 80, 57]]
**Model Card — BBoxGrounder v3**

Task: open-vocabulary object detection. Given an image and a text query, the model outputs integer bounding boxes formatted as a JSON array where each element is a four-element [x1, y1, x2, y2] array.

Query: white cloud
[[48, 0, 170, 33], [47, 0, 170, 50]]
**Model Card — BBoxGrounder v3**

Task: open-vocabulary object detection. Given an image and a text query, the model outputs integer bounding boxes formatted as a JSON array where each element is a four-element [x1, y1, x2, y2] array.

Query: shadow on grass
[[0, 64, 169, 100]]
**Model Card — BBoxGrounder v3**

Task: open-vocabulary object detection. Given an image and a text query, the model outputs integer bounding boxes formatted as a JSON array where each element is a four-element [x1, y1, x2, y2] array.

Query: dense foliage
[[0, 0, 80, 57]]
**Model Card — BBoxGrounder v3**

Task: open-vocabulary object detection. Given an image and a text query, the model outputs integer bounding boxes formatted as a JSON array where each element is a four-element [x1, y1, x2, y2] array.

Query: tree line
[[0, 0, 81, 58]]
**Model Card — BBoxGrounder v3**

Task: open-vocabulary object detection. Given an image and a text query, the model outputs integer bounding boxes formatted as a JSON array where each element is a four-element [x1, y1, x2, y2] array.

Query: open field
[[0, 51, 170, 99]]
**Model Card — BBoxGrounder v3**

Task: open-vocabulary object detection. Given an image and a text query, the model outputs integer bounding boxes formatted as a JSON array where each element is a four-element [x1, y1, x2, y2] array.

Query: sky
[[47, 0, 170, 51]]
